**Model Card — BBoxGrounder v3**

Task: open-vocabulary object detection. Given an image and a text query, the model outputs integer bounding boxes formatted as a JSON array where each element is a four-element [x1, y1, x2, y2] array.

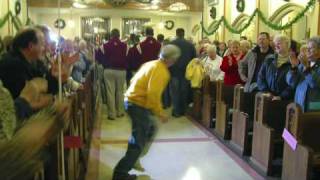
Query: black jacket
[[0, 51, 58, 98]]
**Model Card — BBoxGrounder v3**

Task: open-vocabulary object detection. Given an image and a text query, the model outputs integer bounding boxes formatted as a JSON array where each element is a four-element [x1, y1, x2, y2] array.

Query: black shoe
[[112, 173, 137, 180]]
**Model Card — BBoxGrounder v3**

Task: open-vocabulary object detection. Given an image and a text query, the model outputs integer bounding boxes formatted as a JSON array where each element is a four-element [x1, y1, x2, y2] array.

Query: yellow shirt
[[125, 60, 170, 116]]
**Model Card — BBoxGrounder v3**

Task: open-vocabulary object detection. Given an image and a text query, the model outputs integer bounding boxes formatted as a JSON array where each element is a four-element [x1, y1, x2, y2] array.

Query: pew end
[[250, 92, 290, 176], [282, 103, 320, 180], [214, 81, 234, 140]]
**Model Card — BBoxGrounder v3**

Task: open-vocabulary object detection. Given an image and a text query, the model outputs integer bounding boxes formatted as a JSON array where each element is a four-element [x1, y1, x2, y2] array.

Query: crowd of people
[[0, 23, 320, 180], [0, 25, 92, 179]]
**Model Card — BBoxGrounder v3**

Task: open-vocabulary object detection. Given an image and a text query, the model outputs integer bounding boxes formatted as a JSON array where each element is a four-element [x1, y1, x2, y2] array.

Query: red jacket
[[103, 37, 128, 70], [139, 36, 161, 63], [127, 44, 143, 71], [220, 54, 244, 86]]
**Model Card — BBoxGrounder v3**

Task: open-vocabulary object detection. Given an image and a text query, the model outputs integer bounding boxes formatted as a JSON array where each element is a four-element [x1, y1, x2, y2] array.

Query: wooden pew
[[214, 81, 234, 139], [201, 76, 217, 128], [250, 93, 290, 176], [230, 85, 255, 156], [282, 103, 320, 180]]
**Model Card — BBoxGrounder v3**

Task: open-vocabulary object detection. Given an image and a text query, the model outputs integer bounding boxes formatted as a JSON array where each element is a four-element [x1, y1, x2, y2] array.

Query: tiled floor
[[86, 105, 264, 180]]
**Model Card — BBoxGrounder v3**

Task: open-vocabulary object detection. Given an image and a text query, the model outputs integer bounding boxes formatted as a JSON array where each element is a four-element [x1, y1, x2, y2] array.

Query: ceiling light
[[158, 22, 165, 29], [151, 5, 159, 10], [72, 2, 88, 8], [169, 2, 189, 12], [152, 0, 160, 4]]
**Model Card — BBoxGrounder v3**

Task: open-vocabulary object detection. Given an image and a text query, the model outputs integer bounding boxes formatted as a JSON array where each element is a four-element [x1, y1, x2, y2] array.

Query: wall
[[202, 0, 319, 43], [29, 7, 202, 41], [0, 0, 28, 36]]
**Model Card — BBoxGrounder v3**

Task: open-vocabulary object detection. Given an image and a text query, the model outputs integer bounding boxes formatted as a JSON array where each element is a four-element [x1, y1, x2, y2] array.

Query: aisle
[[86, 105, 264, 180]]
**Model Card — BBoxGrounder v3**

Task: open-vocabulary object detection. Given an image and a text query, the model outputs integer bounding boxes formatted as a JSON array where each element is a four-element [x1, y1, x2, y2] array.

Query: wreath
[[236, 0, 245, 13], [165, 20, 174, 30], [210, 7, 216, 19], [54, 18, 66, 29], [15, 1, 21, 15]]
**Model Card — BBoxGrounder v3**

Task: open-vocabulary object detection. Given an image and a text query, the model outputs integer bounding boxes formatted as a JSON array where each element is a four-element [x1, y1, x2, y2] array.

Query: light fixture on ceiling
[[152, 0, 160, 4], [150, 5, 159, 10], [72, 1, 88, 8], [168, 2, 189, 12]]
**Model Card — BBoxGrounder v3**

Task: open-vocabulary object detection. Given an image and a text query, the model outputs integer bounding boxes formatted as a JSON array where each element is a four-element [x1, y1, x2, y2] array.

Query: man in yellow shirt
[[112, 45, 181, 180]]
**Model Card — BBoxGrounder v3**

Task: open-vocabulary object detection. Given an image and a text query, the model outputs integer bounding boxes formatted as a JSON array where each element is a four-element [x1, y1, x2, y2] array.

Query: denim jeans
[[113, 102, 157, 175]]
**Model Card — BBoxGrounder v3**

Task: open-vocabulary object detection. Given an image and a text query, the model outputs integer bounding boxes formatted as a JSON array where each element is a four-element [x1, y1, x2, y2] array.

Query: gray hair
[[308, 36, 320, 49], [274, 34, 290, 48], [206, 45, 217, 53], [160, 44, 181, 61]]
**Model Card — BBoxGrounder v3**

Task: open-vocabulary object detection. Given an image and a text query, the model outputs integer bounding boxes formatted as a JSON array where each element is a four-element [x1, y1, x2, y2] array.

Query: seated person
[[287, 36, 320, 112], [0, 78, 69, 179], [257, 34, 294, 101]]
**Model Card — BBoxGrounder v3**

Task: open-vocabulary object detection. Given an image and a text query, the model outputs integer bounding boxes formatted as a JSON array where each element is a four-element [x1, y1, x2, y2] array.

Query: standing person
[[157, 34, 165, 47], [203, 45, 224, 81], [257, 34, 294, 101], [238, 32, 274, 92], [127, 34, 142, 85], [287, 36, 320, 112], [170, 28, 197, 117], [138, 27, 161, 63], [220, 40, 244, 86], [103, 29, 128, 120], [217, 42, 227, 57], [0, 28, 59, 99], [112, 45, 181, 180]]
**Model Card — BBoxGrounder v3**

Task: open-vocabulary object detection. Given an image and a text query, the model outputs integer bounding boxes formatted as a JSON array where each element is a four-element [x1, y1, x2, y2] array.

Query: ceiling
[[28, 0, 203, 12]]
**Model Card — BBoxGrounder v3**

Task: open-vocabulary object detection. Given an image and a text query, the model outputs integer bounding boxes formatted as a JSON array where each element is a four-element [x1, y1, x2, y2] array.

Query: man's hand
[[20, 78, 53, 110]]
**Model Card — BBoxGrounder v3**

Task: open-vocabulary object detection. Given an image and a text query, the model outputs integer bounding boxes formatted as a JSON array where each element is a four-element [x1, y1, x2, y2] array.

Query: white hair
[[206, 44, 217, 53], [160, 44, 181, 61], [274, 34, 290, 48], [308, 36, 320, 49]]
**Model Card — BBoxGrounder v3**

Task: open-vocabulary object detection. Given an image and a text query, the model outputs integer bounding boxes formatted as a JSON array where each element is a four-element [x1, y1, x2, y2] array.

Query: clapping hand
[[20, 78, 53, 110], [51, 53, 80, 83], [289, 51, 299, 67]]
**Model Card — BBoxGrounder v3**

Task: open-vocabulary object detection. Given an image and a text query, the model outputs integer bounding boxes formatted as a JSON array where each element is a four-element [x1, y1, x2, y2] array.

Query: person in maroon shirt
[[102, 29, 128, 120], [137, 27, 161, 63], [220, 40, 245, 86]]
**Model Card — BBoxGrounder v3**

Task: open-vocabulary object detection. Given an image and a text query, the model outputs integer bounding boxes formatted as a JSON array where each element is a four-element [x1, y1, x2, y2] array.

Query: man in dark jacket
[[239, 32, 274, 92], [0, 28, 58, 99], [257, 34, 294, 100], [170, 28, 196, 117], [138, 27, 161, 63]]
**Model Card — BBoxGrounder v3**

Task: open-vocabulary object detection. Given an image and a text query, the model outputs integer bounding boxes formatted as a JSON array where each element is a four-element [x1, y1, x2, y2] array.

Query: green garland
[[201, 0, 316, 35], [0, 11, 33, 31]]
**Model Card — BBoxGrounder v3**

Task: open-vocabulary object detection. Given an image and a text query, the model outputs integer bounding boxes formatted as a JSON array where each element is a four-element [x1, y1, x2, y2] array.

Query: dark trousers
[[170, 76, 191, 116], [113, 102, 157, 176]]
